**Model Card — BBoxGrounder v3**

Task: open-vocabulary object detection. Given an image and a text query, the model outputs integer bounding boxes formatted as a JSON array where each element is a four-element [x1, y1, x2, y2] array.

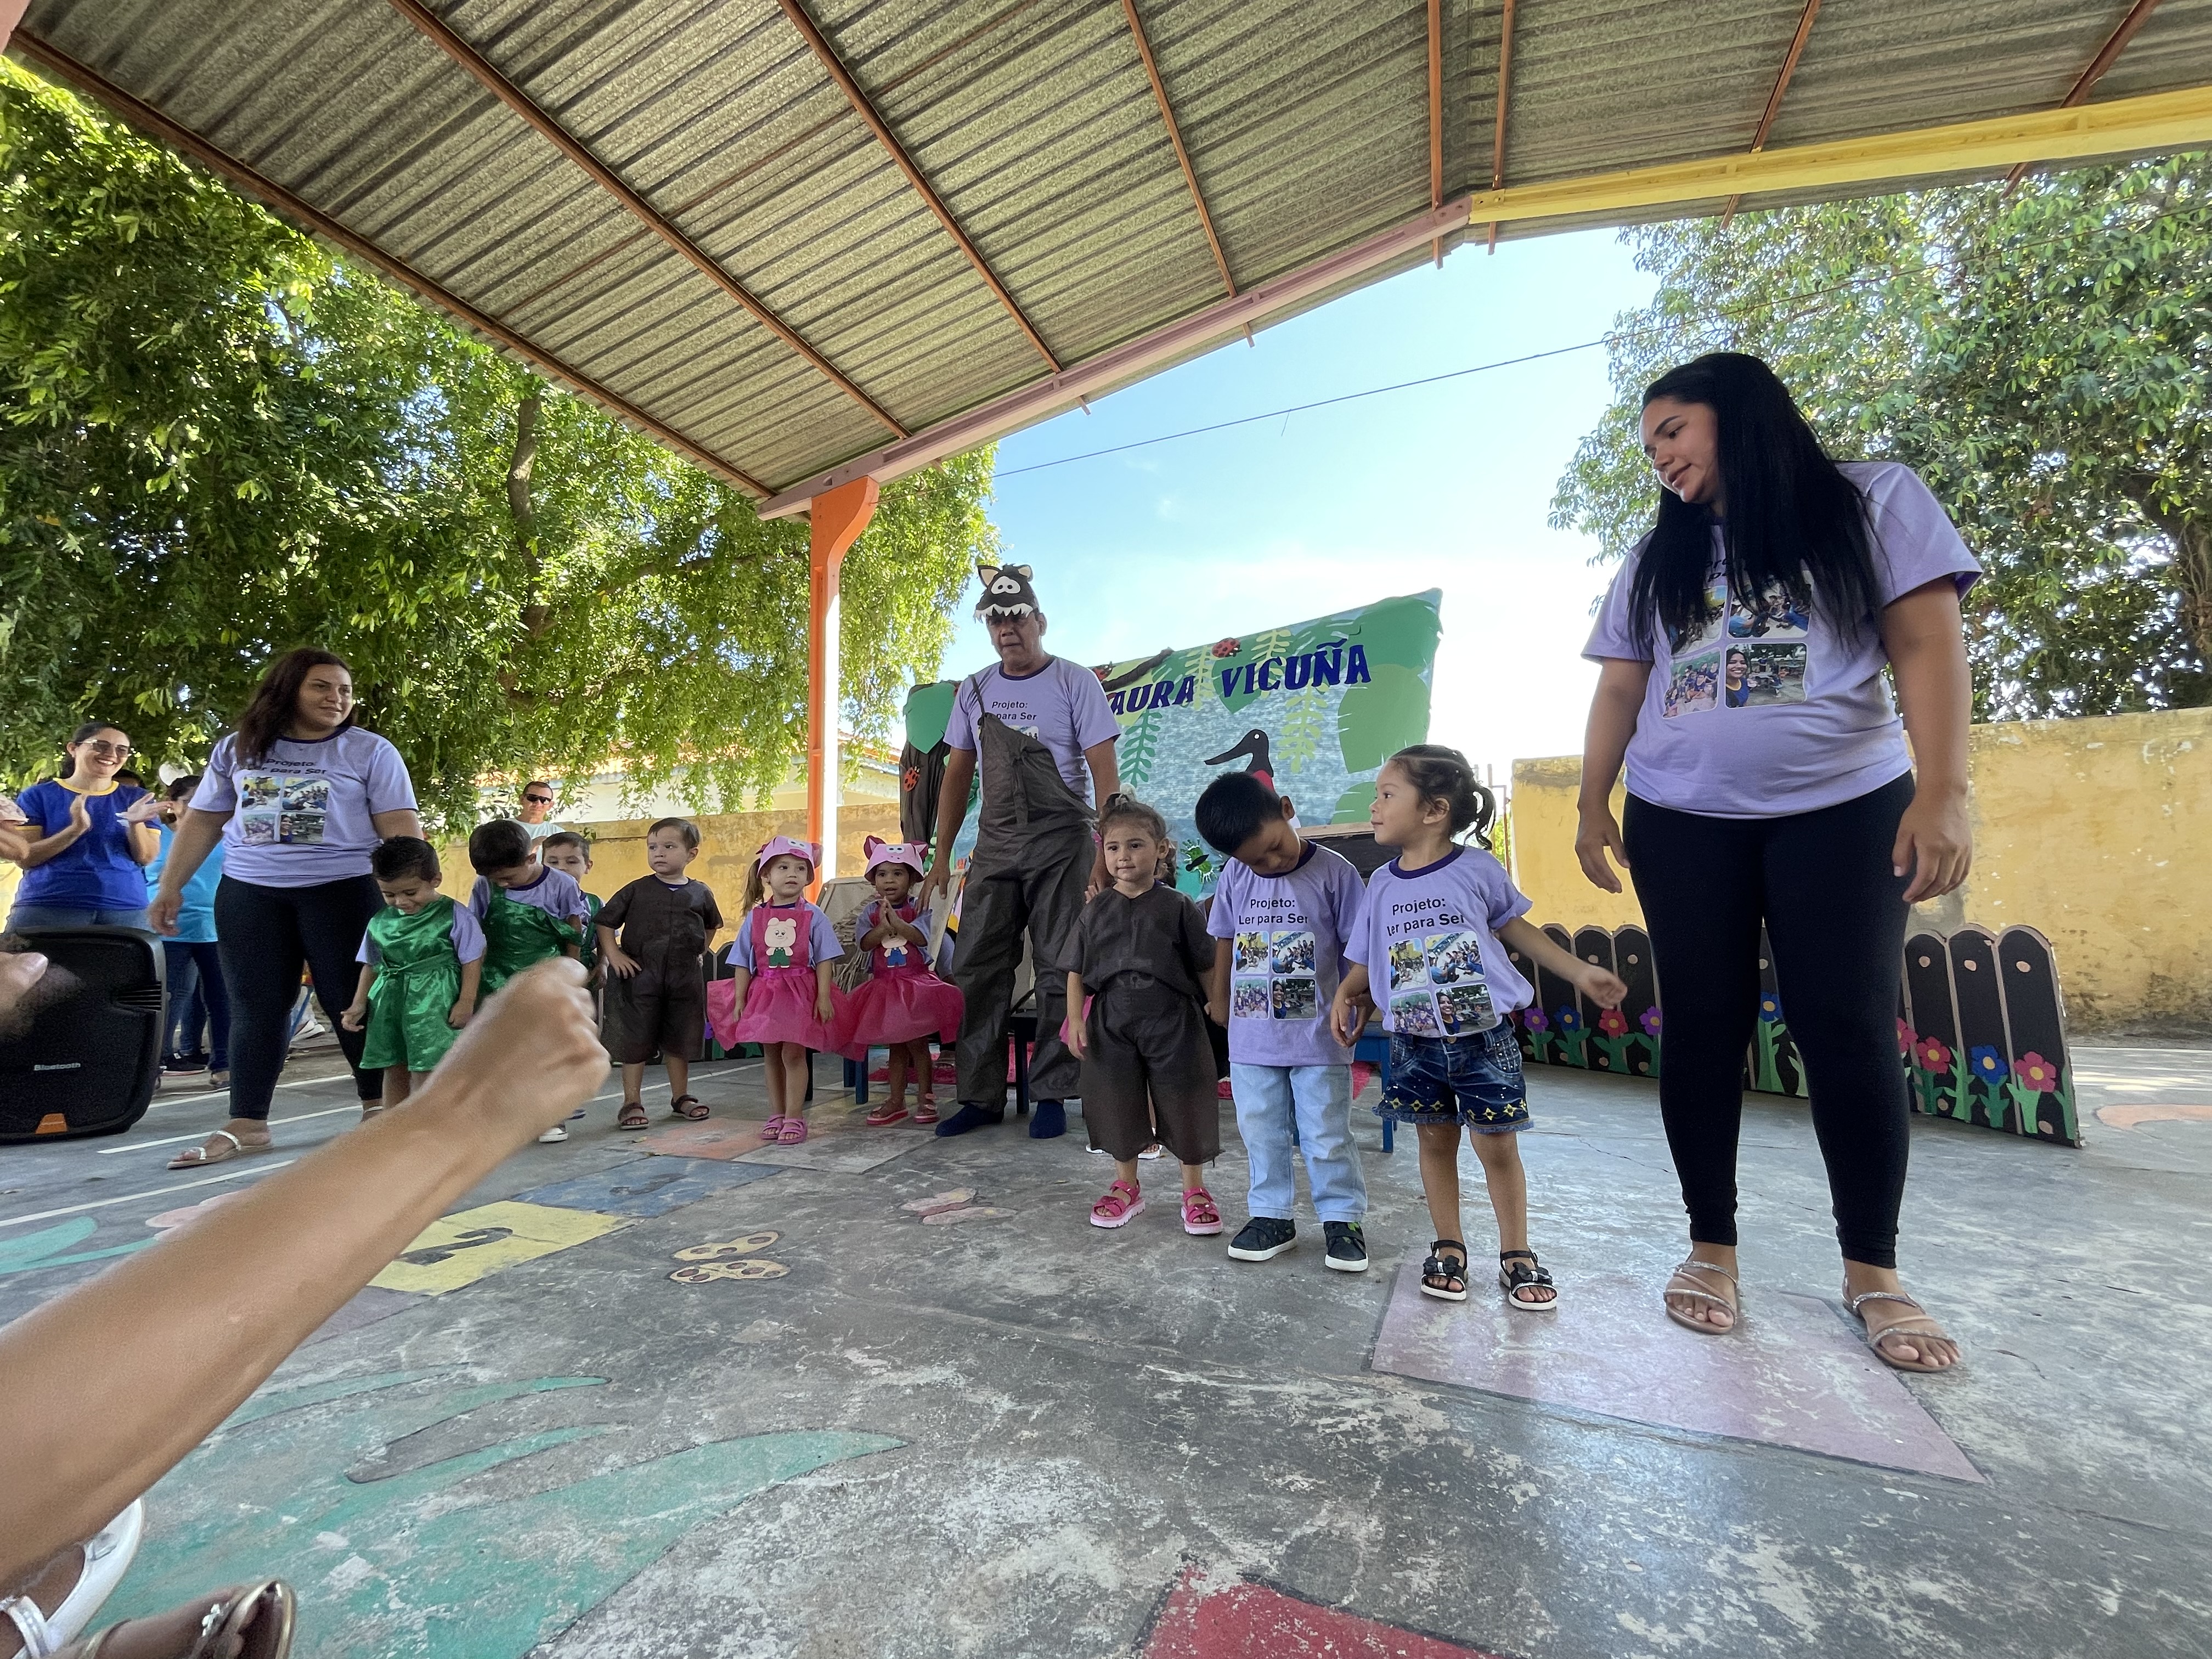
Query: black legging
[[215, 873, 384, 1117], [1623, 774, 1914, 1268]]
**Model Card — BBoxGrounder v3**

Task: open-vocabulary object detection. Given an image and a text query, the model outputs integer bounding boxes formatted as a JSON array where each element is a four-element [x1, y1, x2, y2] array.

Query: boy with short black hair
[[469, 817, 591, 1141], [599, 817, 723, 1128], [1195, 770, 1371, 1272], [341, 836, 485, 1111], [538, 831, 603, 978]]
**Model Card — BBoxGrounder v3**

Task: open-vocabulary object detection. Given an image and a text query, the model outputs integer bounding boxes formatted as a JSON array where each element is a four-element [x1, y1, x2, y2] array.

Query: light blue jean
[[1230, 1062, 1369, 1223], [7, 903, 151, 930]]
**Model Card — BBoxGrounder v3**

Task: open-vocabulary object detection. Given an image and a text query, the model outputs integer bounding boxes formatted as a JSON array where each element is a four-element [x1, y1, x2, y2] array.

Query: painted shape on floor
[[304, 1285, 422, 1347], [1370, 1263, 1983, 1482], [673, 1231, 780, 1261], [104, 1370, 900, 1659], [0, 1215, 155, 1277], [634, 1120, 773, 1161], [516, 1156, 780, 1216], [669, 1259, 788, 1283], [1144, 1566, 1507, 1658], [369, 1201, 629, 1296], [921, 1206, 1012, 1226], [902, 1188, 976, 1215], [2095, 1103, 2212, 1128]]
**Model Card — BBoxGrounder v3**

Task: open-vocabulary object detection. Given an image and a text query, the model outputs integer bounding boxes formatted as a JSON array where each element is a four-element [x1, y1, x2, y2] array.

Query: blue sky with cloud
[[933, 227, 1658, 785]]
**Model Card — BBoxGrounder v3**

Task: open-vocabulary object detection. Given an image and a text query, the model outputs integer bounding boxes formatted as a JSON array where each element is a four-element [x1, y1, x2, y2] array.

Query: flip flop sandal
[[1498, 1249, 1559, 1311], [166, 1128, 269, 1170], [1090, 1179, 1145, 1229], [777, 1116, 810, 1144], [1663, 1259, 1742, 1334], [79, 1579, 297, 1659], [1420, 1238, 1470, 1302], [866, 1102, 911, 1126], [1847, 1287, 1961, 1373], [359, 1102, 387, 1120], [617, 1102, 648, 1130], [2, 1499, 143, 1657], [911, 1102, 940, 1125], [669, 1095, 709, 1120]]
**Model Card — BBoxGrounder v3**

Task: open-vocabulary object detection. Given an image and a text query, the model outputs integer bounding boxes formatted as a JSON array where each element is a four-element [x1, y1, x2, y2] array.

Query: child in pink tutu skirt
[[709, 837, 843, 1146], [838, 837, 964, 1127]]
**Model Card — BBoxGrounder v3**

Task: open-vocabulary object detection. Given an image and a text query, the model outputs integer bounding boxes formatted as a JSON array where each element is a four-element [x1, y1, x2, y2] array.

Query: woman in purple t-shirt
[[150, 649, 422, 1167], [1577, 353, 1974, 1374]]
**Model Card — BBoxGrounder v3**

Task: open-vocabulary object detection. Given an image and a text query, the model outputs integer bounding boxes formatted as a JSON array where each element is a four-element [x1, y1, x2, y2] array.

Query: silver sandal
[[165, 1128, 270, 1170], [1846, 1287, 1961, 1374], [1663, 1258, 1741, 1334]]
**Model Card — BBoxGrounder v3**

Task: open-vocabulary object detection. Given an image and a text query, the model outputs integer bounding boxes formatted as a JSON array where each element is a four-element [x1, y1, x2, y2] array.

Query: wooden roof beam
[[775, 0, 1062, 372], [1482, 0, 1517, 252], [1722, 0, 1822, 225], [9, 29, 770, 497], [382, 0, 906, 438], [2005, 0, 2165, 186], [1121, 0, 1235, 297]]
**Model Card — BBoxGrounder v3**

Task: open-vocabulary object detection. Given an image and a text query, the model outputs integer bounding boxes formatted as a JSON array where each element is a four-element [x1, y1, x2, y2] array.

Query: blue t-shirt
[[1347, 846, 1533, 1037], [13, 779, 153, 911], [1205, 842, 1366, 1068], [192, 727, 417, 888], [944, 657, 1121, 802], [147, 821, 226, 943]]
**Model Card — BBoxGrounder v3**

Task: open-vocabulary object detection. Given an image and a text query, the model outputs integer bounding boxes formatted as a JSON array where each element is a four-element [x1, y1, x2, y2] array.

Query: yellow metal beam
[[1466, 84, 2212, 225]]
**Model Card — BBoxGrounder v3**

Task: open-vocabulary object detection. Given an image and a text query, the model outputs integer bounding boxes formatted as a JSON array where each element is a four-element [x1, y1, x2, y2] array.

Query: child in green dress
[[341, 837, 486, 1112], [470, 819, 593, 1140]]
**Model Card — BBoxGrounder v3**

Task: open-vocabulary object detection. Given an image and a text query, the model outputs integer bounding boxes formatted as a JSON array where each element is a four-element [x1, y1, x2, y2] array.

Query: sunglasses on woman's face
[[80, 741, 132, 759]]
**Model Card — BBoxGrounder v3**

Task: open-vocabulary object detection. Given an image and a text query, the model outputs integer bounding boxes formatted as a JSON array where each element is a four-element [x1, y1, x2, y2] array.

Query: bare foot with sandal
[[166, 1120, 272, 1170], [1662, 1245, 1961, 1372]]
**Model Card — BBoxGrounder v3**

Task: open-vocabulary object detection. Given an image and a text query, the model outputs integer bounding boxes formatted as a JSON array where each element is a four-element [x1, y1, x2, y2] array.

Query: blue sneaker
[[934, 1102, 1006, 1138], [1029, 1099, 1066, 1139]]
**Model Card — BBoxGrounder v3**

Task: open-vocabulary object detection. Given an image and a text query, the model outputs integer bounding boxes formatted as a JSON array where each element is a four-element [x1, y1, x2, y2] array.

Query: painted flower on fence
[[1521, 1008, 1549, 1032], [1969, 1046, 2006, 1084], [1913, 1036, 1953, 1073], [1597, 1008, 1629, 1037], [1640, 1007, 1662, 1038], [1897, 1018, 1916, 1056], [2013, 1052, 2059, 1092], [1758, 993, 1783, 1024], [1554, 1007, 1583, 1034]]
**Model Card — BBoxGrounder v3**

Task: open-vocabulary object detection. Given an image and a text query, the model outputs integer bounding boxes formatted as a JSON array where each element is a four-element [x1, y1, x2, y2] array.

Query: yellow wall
[[443, 803, 907, 938], [1509, 707, 2212, 1034]]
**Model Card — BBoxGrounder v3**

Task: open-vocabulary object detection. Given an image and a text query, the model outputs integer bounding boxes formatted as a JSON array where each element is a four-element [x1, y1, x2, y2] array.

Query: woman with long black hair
[[1577, 352, 1974, 1373], [150, 650, 421, 1167]]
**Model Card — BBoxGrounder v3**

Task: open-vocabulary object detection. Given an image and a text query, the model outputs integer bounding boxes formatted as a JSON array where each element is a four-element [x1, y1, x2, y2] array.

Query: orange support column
[[805, 476, 881, 890]]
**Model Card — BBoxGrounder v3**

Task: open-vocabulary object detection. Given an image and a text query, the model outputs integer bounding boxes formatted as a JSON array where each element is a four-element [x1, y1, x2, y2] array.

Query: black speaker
[[1301, 825, 1393, 878], [0, 928, 165, 1141]]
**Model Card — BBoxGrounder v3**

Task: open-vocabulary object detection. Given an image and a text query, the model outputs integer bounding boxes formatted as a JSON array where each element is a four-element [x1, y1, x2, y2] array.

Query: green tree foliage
[[0, 63, 996, 825], [1552, 155, 2212, 718]]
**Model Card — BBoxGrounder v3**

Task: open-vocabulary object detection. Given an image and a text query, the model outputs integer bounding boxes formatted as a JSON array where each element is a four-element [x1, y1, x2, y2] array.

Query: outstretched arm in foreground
[[0, 958, 609, 1585]]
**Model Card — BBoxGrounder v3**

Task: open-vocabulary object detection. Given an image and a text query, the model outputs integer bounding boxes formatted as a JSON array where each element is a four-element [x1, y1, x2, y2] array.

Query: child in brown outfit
[[1067, 795, 1223, 1237]]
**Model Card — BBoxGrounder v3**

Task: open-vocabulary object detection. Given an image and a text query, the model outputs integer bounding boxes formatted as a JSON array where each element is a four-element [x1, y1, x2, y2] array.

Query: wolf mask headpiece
[[973, 563, 1040, 620]]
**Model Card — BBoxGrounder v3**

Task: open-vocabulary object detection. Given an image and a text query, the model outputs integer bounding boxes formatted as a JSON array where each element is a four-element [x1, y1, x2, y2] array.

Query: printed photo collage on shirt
[[1384, 927, 1496, 1039], [235, 771, 331, 847], [1663, 565, 1810, 718], [1232, 927, 1320, 1023]]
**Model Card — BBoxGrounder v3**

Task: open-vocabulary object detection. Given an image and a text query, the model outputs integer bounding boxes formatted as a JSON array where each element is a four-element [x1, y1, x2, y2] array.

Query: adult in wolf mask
[[919, 566, 1120, 1140]]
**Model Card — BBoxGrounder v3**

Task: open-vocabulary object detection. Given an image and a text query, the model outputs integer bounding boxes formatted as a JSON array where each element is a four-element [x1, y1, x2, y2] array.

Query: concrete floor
[[4, 1042, 2210, 1658]]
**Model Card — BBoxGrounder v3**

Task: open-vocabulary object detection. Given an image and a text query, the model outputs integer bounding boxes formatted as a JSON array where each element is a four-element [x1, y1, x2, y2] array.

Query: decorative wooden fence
[[1499, 923, 2078, 1146]]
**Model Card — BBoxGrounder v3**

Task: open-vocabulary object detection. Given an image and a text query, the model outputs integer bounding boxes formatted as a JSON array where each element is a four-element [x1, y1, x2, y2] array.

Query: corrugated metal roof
[[11, 0, 2210, 498]]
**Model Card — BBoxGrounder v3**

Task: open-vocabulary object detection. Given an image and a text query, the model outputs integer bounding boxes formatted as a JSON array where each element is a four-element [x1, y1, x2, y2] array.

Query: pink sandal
[[1181, 1186, 1223, 1237], [1090, 1178, 1145, 1229], [866, 1101, 910, 1127], [777, 1115, 810, 1145], [912, 1098, 939, 1126], [759, 1115, 787, 1142]]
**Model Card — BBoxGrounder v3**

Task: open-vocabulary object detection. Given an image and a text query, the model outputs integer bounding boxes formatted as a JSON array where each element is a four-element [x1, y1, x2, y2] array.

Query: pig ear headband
[[864, 838, 927, 878], [756, 836, 818, 871]]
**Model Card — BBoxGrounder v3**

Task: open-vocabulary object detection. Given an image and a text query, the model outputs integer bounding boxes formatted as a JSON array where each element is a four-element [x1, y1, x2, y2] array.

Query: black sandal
[[670, 1094, 709, 1120], [1498, 1249, 1558, 1311], [617, 1101, 648, 1130], [1420, 1238, 1469, 1302]]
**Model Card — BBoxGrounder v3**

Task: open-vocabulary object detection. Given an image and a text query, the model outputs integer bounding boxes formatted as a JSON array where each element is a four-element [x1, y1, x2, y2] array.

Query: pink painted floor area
[[1143, 1567, 1507, 1658], [1370, 1262, 1982, 1482]]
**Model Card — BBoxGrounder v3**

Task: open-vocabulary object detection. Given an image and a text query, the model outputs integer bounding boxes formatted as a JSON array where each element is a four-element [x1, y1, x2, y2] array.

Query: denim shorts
[[1376, 1023, 1531, 1133]]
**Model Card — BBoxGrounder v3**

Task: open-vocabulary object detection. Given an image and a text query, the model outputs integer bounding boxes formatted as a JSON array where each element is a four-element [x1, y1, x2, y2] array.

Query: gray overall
[[952, 707, 1094, 1105]]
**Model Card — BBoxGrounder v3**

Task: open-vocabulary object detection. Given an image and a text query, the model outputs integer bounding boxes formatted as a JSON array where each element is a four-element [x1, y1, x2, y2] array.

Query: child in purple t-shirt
[[1197, 771, 1372, 1273], [1331, 746, 1626, 1312]]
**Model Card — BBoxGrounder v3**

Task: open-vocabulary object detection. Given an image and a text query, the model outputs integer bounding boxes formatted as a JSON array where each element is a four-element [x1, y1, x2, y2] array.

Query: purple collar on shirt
[[1384, 845, 1463, 881], [989, 655, 1057, 682]]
